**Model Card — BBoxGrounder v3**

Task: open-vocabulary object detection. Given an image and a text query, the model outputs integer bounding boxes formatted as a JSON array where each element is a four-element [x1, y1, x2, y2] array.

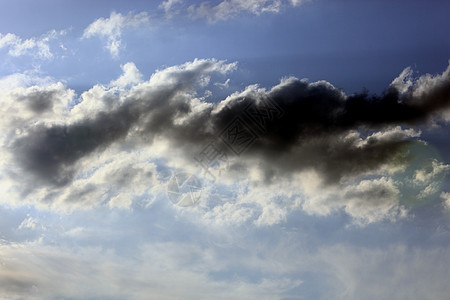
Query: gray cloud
[[203, 71, 449, 183], [7, 59, 234, 188], [17, 89, 65, 114], [3, 60, 450, 209]]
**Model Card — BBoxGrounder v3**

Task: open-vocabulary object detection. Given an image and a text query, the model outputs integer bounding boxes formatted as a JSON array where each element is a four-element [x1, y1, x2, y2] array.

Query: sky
[[0, 0, 449, 299]]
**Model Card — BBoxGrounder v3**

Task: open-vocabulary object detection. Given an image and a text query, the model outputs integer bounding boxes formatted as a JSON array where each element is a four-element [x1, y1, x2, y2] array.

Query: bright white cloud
[[109, 62, 143, 88], [300, 172, 407, 224], [414, 159, 449, 184], [0, 30, 66, 59], [82, 11, 150, 58], [391, 66, 415, 94], [0, 70, 55, 91]]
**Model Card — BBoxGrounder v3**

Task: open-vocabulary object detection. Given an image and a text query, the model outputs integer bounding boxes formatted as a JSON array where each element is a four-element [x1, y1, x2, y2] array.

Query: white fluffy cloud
[[0, 70, 55, 91], [109, 62, 143, 88], [82, 11, 150, 57], [0, 30, 66, 59]]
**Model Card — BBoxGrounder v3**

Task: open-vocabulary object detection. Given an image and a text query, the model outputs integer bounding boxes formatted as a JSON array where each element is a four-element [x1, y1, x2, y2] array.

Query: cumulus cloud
[[300, 173, 406, 224], [109, 62, 143, 88], [0, 81, 74, 134], [0, 59, 236, 211], [0, 30, 66, 59], [82, 11, 149, 57], [0, 59, 449, 223], [8, 59, 235, 186], [161, 0, 309, 22]]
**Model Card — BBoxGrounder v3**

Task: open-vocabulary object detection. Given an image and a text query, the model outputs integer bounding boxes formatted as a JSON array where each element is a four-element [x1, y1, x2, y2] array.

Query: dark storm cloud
[[8, 59, 230, 187], [10, 61, 450, 187], [13, 109, 135, 186], [213, 72, 449, 146], [207, 69, 449, 182], [11, 83, 193, 186]]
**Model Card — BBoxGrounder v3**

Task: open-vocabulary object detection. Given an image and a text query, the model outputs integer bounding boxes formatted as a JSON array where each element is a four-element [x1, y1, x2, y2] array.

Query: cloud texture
[[82, 11, 149, 57], [0, 30, 66, 59], [161, 0, 309, 22], [1, 59, 449, 223]]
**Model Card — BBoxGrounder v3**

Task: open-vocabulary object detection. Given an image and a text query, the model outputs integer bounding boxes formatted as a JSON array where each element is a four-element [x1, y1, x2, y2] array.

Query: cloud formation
[[161, 0, 308, 22], [1, 59, 449, 223], [0, 234, 449, 299], [0, 30, 66, 59], [442, 192, 450, 210], [82, 11, 150, 57]]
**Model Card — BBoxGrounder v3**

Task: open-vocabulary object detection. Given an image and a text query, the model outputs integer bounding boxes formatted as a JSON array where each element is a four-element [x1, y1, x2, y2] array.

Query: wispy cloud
[[0, 234, 449, 299], [82, 11, 150, 58], [160, 0, 309, 22], [159, 0, 184, 17]]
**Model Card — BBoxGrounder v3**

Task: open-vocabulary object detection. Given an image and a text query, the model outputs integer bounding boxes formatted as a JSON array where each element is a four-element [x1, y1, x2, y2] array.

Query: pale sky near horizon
[[0, 1, 449, 299]]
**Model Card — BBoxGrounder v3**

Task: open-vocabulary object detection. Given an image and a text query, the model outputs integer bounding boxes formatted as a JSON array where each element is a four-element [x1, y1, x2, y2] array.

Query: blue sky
[[0, 1, 449, 299]]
